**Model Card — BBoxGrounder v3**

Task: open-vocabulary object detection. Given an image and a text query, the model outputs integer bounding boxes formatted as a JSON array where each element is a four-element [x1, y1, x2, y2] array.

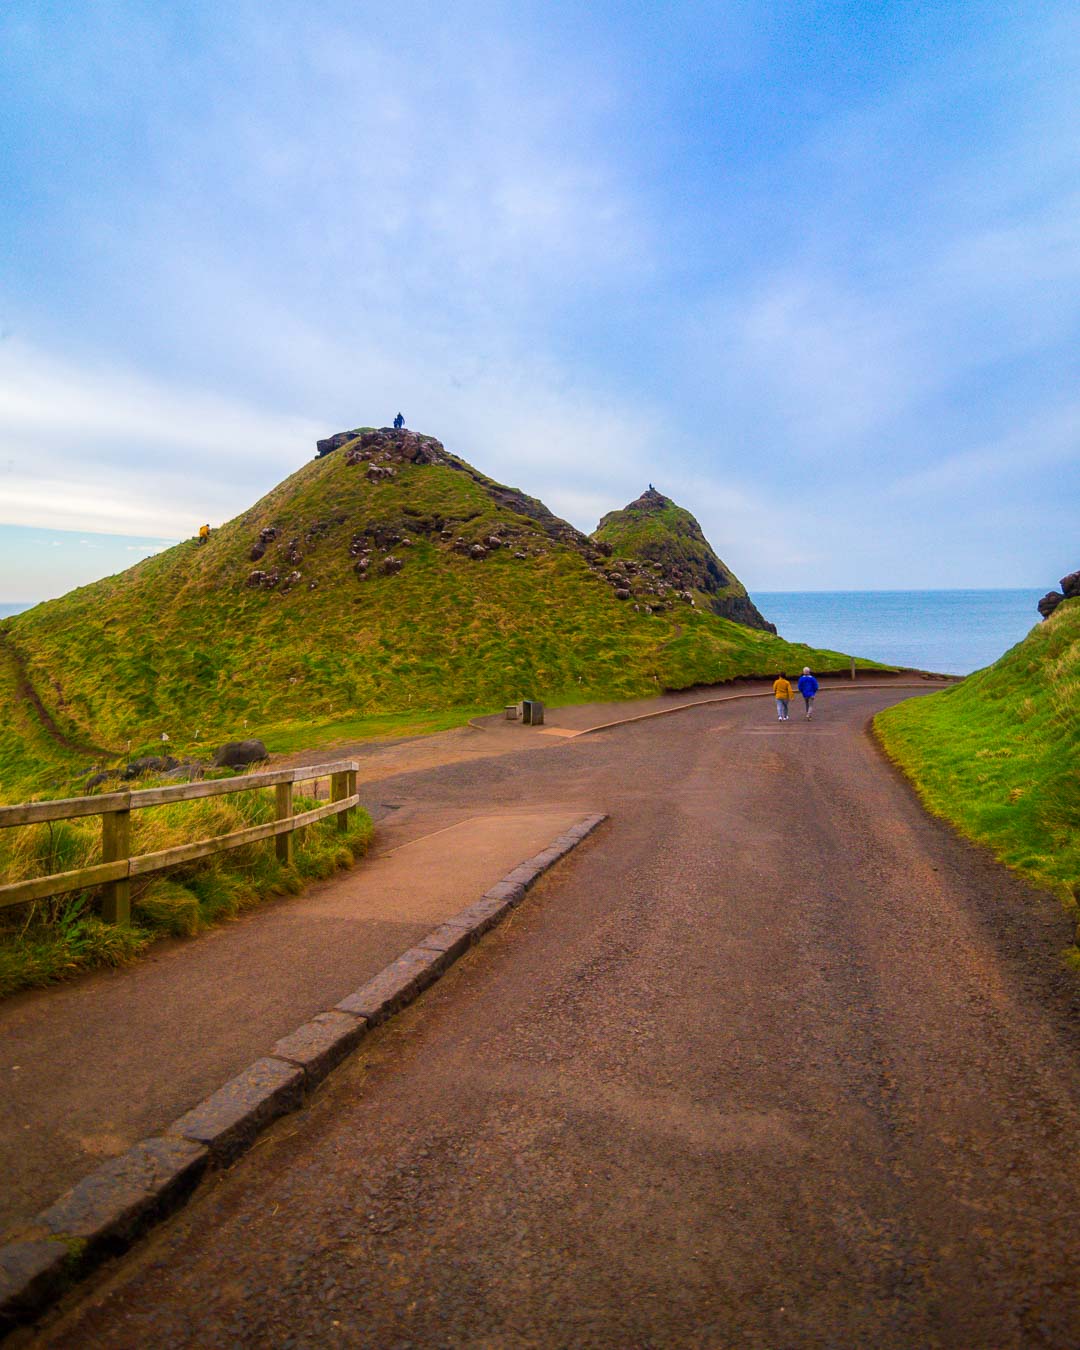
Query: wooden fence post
[[275, 781, 294, 865], [101, 805, 131, 926], [332, 770, 356, 832], [850, 656, 856, 681]]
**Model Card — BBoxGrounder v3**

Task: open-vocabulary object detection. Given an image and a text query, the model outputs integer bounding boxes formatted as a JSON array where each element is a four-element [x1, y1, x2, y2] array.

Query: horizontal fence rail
[[0, 761, 360, 924]]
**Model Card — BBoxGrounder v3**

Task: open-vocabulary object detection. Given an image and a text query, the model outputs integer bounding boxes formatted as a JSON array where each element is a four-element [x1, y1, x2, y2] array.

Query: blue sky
[[2, 0, 1078, 602]]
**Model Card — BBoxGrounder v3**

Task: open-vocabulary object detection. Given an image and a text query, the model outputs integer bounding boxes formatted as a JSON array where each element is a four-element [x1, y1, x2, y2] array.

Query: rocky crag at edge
[[1037, 569, 1080, 620], [592, 486, 775, 632]]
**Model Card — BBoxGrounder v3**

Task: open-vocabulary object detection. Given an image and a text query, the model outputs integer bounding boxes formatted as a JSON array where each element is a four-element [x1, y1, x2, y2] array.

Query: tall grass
[[0, 781, 373, 998], [875, 598, 1080, 912]]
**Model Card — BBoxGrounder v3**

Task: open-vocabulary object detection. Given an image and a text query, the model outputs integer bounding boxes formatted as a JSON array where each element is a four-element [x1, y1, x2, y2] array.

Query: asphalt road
[[32, 688, 1080, 1348]]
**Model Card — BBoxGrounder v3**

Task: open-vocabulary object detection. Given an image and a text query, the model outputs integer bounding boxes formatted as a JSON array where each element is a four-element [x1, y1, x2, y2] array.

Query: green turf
[[875, 598, 1080, 910]]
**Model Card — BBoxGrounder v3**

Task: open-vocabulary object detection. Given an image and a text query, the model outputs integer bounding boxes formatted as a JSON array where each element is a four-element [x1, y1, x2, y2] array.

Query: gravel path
[[33, 688, 1080, 1348]]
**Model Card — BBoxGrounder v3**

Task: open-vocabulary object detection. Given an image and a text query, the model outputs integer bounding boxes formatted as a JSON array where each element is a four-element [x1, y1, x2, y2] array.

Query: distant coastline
[[755, 589, 1043, 677]]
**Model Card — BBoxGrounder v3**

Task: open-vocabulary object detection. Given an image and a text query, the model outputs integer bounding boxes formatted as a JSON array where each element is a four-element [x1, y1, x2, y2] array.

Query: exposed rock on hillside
[[592, 487, 775, 632], [3, 422, 865, 785], [1037, 568, 1079, 619]]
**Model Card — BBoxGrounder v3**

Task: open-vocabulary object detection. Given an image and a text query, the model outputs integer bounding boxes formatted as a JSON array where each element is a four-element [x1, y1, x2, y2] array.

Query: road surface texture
[[27, 687, 1080, 1349], [0, 809, 588, 1237]]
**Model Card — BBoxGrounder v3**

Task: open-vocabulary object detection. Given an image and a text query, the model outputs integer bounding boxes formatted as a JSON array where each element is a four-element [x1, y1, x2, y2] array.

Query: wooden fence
[[0, 761, 360, 925]]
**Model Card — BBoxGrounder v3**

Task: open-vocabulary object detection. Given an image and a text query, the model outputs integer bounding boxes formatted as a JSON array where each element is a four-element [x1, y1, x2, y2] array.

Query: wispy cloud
[[0, 341, 320, 534]]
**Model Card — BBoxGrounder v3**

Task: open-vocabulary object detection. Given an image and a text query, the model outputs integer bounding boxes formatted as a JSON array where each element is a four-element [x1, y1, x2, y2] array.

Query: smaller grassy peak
[[591, 487, 775, 632]]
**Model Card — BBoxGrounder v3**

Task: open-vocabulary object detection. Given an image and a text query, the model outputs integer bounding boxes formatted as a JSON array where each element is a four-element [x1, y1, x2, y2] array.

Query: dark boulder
[[1038, 591, 1064, 620], [1061, 570, 1080, 600], [213, 739, 268, 769], [316, 431, 359, 458], [248, 526, 278, 563], [382, 555, 403, 575], [163, 763, 206, 782], [121, 756, 179, 781]]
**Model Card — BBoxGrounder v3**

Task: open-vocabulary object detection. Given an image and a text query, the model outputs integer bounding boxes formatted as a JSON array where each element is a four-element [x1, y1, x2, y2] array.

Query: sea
[[755, 589, 1045, 677], [1, 591, 1045, 679]]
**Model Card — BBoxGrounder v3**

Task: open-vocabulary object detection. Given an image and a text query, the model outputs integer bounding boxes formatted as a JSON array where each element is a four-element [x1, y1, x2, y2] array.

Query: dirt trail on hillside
[[0, 633, 115, 762], [36, 686, 1080, 1348]]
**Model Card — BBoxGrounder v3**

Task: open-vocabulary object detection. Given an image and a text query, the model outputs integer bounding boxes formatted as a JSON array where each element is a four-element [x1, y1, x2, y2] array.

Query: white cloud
[[0, 341, 322, 534]]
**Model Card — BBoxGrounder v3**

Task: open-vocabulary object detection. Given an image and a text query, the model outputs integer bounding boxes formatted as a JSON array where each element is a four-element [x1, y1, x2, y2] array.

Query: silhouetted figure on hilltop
[[393, 412, 404, 430]]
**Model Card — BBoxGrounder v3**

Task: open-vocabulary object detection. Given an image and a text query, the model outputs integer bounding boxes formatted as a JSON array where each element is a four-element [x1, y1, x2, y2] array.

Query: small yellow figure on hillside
[[198, 523, 210, 544]]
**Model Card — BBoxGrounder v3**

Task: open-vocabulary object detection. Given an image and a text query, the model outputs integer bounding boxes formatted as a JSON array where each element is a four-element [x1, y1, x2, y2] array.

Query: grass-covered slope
[[875, 598, 1080, 908], [1, 429, 865, 800], [592, 487, 774, 631]]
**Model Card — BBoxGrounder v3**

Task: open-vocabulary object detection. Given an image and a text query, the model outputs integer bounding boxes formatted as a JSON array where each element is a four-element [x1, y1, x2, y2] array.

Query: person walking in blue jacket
[[797, 667, 819, 719]]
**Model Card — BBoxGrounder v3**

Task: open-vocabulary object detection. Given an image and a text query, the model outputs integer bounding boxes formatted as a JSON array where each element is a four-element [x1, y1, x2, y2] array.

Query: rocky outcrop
[[592, 487, 775, 632], [1037, 568, 1079, 620], [316, 430, 363, 458], [121, 755, 179, 780], [213, 739, 268, 769]]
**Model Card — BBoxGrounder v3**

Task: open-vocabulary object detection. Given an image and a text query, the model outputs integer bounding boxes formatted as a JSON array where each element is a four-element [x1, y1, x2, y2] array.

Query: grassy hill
[[875, 596, 1080, 914], [1, 427, 871, 801], [593, 487, 774, 631]]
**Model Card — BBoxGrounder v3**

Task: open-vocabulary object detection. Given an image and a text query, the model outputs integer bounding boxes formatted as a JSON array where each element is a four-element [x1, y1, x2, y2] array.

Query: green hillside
[[1, 428, 870, 801], [875, 596, 1080, 911], [592, 487, 774, 631]]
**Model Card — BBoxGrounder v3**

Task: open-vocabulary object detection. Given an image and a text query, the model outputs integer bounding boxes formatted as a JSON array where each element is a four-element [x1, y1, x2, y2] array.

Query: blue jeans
[[776, 699, 789, 719]]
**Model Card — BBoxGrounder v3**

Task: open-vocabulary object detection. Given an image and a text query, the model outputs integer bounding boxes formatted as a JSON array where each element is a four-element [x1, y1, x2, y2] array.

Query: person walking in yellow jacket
[[772, 673, 793, 721]]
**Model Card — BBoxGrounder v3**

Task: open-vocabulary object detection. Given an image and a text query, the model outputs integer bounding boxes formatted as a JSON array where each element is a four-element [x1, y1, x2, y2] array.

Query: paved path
[[0, 808, 587, 1238], [30, 685, 1080, 1348]]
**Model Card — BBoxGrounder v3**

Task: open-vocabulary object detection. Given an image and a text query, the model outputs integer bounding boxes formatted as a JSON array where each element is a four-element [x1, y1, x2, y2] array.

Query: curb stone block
[[335, 948, 445, 1024], [99, 1136, 209, 1212], [531, 848, 564, 869], [452, 895, 515, 935], [418, 923, 474, 962], [271, 1011, 370, 1087], [482, 880, 527, 904], [0, 1240, 69, 1325], [35, 1136, 209, 1260], [37, 1171, 155, 1258], [167, 1057, 304, 1164]]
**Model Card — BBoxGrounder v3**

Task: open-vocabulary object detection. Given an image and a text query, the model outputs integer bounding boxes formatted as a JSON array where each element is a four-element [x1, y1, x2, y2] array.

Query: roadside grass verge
[[874, 598, 1079, 915], [0, 785, 373, 999]]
